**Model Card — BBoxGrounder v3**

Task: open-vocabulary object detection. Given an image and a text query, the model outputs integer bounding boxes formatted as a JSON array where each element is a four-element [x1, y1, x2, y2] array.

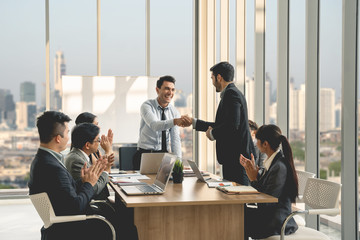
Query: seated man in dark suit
[[28, 111, 117, 240]]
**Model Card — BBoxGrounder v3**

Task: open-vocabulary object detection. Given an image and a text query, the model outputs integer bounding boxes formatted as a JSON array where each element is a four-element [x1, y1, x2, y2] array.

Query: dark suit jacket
[[195, 83, 255, 183], [29, 148, 94, 216], [247, 151, 298, 238]]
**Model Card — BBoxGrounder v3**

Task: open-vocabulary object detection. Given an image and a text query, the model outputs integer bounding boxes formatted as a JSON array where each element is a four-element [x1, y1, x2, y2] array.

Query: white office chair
[[261, 178, 341, 240], [292, 170, 316, 226], [29, 192, 116, 240], [296, 170, 316, 203]]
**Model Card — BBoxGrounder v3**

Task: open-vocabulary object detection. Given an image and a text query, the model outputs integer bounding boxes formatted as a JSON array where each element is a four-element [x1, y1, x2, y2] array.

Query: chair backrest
[[29, 192, 55, 228], [296, 170, 316, 196], [119, 146, 137, 170], [303, 178, 341, 212]]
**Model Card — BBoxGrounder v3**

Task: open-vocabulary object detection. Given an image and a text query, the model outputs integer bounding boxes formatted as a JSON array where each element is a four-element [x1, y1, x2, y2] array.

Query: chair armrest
[[51, 215, 87, 224], [308, 208, 340, 216], [86, 215, 116, 240], [90, 199, 115, 212]]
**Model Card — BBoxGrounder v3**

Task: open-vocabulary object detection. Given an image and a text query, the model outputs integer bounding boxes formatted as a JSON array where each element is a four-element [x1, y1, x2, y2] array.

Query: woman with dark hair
[[75, 112, 114, 163], [240, 124, 298, 239]]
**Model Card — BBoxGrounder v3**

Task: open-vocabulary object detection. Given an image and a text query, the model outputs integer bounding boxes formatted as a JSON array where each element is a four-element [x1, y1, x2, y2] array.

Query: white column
[[341, 0, 358, 238], [235, 0, 246, 92], [45, 0, 50, 110], [254, 0, 265, 125], [277, 0, 289, 137]]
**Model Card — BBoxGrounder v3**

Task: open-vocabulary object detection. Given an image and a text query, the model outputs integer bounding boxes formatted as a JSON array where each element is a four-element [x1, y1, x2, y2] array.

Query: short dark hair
[[71, 123, 100, 149], [156, 75, 176, 89], [248, 120, 258, 131], [75, 112, 97, 125], [210, 62, 234, 82], [36, 111, 71, 144]]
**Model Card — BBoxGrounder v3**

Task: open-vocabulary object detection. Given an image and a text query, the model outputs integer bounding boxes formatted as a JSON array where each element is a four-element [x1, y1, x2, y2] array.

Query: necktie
[[161, 107, 167, 152]]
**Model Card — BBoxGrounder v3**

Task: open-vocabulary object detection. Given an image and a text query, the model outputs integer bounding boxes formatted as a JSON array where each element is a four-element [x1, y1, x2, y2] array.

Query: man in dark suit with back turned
[[183, 62, 255, 185], [28, 111, 115, 240]]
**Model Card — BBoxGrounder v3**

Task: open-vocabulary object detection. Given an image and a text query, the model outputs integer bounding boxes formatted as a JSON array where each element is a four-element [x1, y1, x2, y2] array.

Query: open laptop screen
[[153, 153, 177, 191]]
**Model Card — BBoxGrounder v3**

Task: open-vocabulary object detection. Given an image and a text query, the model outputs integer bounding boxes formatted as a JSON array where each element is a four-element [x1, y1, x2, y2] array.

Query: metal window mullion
[[45, 0, 50, 111], [341, 0, 358, 239], [97, 0, 101, 76], [146, 0, 150, 76], [305, 0, 320, 229], [235, 0, 246, 92], [277, 0, 289, 137], [220, 0, 229, 61], [254, 0, 266, 125]]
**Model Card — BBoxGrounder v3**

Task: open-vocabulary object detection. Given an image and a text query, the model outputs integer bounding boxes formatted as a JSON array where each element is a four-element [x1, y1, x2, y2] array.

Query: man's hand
[[181, 115, 193, 127], [239, 153, 259, 181], [206, 126, 214, 141], [100, 135, 112, 154], [173, 118, 185, 127], [81, 161, 106, 186], [104, 153, 115, 172], [107, 129, 114, 146]]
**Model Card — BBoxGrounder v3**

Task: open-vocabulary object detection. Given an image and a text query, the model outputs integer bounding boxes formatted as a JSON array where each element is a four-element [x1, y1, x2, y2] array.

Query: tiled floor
[[0, 199, 42, 240]]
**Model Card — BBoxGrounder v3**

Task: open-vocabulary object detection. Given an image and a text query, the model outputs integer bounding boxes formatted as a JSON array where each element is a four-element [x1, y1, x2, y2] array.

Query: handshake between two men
[[173, 115, 214, 141]]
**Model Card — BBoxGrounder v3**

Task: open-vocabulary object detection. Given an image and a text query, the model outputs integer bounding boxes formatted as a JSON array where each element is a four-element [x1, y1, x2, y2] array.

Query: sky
[[0, 0, 344, 105]]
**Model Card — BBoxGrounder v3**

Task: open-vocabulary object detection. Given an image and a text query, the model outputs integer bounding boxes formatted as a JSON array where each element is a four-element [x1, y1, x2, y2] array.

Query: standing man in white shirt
[[133, 75, 185, 169]]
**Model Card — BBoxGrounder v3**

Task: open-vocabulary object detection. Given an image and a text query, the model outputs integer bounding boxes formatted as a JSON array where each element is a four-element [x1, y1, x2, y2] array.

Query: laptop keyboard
[[137, 184, 161, 193]]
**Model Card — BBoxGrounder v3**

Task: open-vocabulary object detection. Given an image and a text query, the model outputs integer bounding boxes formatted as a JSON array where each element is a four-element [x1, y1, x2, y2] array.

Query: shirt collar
[[78, 148, 91, 163], [263, 148, 280, 171], [156, 98, 169, 110], [39, 146, 65, 167], [220, 83, 232, 98]]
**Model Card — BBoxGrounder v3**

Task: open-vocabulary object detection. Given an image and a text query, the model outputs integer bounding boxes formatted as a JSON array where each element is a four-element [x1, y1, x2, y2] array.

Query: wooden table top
[[110, 174, 277, 208]]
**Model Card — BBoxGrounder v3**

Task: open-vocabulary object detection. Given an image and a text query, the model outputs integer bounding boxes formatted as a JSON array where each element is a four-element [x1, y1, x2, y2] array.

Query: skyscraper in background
[[320, 88, 335, 132], [0, 89, 16, 128], [53, 51, 66, 110], [20, 82, 36, 102]]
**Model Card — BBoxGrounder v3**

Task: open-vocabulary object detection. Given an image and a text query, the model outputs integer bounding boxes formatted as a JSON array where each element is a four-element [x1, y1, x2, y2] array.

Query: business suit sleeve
[[212, 90, 241, 140], [141, 101, 175, 131], [170, 109, 182, 157], [195, 119, 215, 132], [68, 155, 108, 196], [251, 161, 287, 199], [48, 162, 94, 215]]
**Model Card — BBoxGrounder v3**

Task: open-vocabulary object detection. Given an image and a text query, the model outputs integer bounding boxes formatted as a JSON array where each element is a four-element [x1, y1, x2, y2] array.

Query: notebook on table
[[139, 153, 166, 174], [121, 153, 176, 195], [186, 160, 232, 187]]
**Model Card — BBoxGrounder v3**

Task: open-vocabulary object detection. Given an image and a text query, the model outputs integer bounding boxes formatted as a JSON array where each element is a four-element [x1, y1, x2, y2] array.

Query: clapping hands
[[239, 154, 259, 181]]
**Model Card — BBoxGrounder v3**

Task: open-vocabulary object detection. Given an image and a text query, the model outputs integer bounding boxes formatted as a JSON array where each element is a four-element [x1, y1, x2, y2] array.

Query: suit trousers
[[222, 163, 249, 185]]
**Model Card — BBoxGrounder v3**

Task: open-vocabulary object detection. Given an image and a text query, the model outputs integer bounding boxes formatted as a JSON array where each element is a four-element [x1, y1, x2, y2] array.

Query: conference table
[[110, 174, 277, 240]]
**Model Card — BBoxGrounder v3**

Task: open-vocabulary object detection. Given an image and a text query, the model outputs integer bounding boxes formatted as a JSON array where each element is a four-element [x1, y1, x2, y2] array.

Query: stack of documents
[[206, 181, 235, 188], [110, 173, 149, 186], [216, 185, 259, 194]]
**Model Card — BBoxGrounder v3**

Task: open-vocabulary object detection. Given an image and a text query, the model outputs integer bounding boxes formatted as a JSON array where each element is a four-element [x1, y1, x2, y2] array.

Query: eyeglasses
[[93, 138, 101, 143]]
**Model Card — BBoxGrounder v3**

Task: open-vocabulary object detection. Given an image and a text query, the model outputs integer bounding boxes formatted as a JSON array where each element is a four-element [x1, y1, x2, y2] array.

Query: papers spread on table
[[216, 185, 259, 194], [110, 173, 150, 186], [206, 181, 235, 188]]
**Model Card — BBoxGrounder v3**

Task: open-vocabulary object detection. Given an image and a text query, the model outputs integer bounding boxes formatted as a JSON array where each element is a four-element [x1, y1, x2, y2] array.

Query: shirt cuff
[[209, 129, 215, 141], [192, 118, 197, 129]]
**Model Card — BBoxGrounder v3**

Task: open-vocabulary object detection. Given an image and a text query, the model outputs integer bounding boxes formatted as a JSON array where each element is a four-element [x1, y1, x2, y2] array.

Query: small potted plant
[[172, 159, 184, 183]]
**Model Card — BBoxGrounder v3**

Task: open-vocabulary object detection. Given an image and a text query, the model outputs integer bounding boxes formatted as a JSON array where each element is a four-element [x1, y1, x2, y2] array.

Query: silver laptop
[[186, 160, 225, 183], [139, 153, 165, 174], [121, 153, 176, 195]]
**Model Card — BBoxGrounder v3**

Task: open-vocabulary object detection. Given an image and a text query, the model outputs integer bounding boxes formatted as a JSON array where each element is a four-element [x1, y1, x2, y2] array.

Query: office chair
[[29, 192, 116, 240], [119, 145, 137, 170], [292, 170, 316, 226], [261, 178, 341, 240], [296, 170, 316, 203]]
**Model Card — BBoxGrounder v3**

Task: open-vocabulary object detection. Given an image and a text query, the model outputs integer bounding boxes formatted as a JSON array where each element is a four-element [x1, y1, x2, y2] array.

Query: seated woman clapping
[[239, 124, 298, 239]]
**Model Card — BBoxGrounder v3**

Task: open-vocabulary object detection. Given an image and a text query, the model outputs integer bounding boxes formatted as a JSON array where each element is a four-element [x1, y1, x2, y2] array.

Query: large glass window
[[265, 0, 277, 124], [0, 0, 44, 190], [289, 0, 306, 171], [318, 0, 342, 238]]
